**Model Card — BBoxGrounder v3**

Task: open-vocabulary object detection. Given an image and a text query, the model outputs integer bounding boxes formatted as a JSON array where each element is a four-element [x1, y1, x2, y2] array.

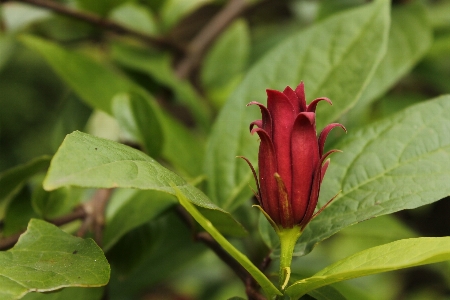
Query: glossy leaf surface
[[0, 219, 109, 300], [286, 237, 450, 298], [297, 96, 450, 255], [43, 131, 245, 236]]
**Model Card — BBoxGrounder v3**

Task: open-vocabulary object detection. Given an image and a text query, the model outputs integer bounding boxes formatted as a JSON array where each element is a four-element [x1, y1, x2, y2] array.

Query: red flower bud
[[241, 82, 345, 230]]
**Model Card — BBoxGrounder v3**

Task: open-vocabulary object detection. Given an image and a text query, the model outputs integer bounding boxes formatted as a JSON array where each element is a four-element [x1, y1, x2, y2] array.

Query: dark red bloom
[[242, 82, 345, 229]]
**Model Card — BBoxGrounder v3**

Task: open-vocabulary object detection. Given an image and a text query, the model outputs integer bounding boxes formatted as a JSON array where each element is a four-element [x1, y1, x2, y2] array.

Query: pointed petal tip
[[247, 101, 264, 107]]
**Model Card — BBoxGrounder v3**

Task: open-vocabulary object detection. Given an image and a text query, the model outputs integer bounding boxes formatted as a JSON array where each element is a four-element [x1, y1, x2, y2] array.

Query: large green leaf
[[174, 186, 282, 298], [204, 0, 390, 210], [0, 219, 109, 300], [0, 156, 51, 220], [286, 237, 450, 299], [355, 1, 432, 108], [42, 131, 245, 236], [296, 95, 450, 256]]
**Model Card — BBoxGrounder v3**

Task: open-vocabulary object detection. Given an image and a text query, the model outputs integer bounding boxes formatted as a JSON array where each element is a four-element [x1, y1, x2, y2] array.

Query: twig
[[0, 232, 22, 250], [175, 0, 248, 80], [77, 188, 112, 247], [0, 206, 87, 250], [0, 188, 112, 250], [0, 0, 184, 53]]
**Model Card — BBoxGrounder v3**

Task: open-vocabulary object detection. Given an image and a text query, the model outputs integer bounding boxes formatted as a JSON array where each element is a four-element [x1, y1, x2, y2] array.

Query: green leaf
[[0, 156, 51, 219], [112, 92, 164, 158], [159, 111, 205, 177], [21, 287, 103, 300], [103, 189, 175, 251], [31, 186, 76, 220], [173, 186, 282, 298], [43, 131, 246, 236], [109, 2, 158, 35], [285, 237, 450, 299], [111, 43, 212, 130], [3, 188, 37, 236], [0, 156, 51, 203], [356, 1, 432, 108], [19, 35, 133, 115], [76, 0, 128, 16], [204, 0, 390, 210], [0, 219, 109, 300], [307, 286, 347, 300], [297, 95, 450, 256], [201, 19, 250, 108], [159, 0, 212, 31]]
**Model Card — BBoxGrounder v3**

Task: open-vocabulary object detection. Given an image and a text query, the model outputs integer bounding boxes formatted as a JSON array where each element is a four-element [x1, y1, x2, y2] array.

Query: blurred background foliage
[[1, 0, 450, 299]]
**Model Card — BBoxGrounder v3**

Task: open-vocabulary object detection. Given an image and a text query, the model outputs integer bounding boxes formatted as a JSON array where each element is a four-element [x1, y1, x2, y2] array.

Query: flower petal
[[247, 101, 272, 136], [318, 123, 346, 156], [266, 89, 296, 196], [283, 86, 301, 114], [306, 97, 332, 113], [294, 82, 307, 112], [253, 128, 280, 225], [237, 156, 262, 205], [290, 112, 319, 223], [249, 120, 263, 132], [299, 162, 322, 229], [320, 158, 330, 183], [274, 173, 293, 228]]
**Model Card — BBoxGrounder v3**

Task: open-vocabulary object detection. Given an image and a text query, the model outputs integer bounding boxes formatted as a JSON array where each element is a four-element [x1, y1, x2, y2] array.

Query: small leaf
[[173, 186, 282, 298], [0, 156, 51, 220], [109, 3, 158, 35], [204, 0, 390, 210], [286, 237, 450, 298], [159, 0, 212, 31], [43, 131, 246, 236], [297, 95, 450, 256], [0, 219, 109, 300], [112, 92, 164, 158]]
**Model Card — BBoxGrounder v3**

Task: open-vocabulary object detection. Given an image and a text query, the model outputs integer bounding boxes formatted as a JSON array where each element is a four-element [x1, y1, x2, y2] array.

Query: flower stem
[[277, 226, 302, 291]]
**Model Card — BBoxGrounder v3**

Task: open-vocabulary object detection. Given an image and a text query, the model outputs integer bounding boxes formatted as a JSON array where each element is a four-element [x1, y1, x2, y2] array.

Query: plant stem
[[277, 226, 302, 291]]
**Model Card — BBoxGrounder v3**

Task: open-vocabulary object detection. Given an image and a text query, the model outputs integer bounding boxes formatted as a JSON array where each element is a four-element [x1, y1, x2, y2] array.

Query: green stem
[[277, 226, 302, 291]]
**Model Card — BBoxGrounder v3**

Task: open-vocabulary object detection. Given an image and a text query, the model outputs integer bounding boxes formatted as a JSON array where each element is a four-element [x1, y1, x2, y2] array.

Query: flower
[[241, 82, 345, 230]]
